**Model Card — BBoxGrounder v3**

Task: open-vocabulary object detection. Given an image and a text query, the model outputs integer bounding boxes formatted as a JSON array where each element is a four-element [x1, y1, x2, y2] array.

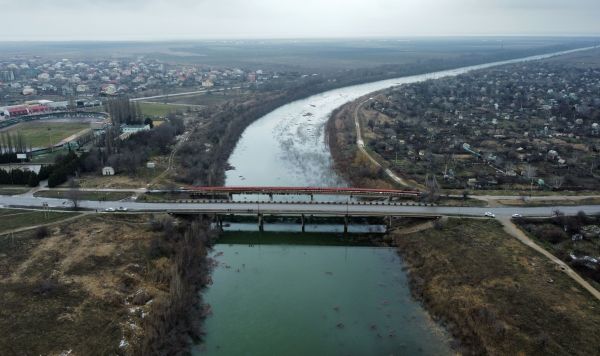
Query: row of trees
[[0, 168, 42, 187], [0, 153, 26, 164], [0, 132, 30, 158], [135, 219, 215, 354], [104, 97, 144, 126], [0, 151, 86, 188]]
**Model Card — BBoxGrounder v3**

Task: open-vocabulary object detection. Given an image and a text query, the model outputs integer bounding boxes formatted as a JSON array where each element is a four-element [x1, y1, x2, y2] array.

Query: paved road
[[131, 86, 243, 102], [2, 195, 600, 217]]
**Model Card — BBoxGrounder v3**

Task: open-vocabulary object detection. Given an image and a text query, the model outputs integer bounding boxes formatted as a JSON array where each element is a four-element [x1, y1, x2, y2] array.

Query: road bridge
[[185, 186, 421, 199], [2, 194, 600, 220]]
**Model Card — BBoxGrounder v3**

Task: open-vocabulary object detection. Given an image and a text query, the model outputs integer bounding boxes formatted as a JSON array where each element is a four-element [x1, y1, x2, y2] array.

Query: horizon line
[[1, 34, 600, 44]]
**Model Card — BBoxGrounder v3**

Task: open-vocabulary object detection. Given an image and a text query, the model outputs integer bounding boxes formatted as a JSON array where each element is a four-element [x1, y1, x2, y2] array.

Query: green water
[[195, 238, 451, 355]]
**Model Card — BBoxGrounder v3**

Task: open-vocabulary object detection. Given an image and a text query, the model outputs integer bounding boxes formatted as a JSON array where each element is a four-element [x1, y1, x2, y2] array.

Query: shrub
[[538, 225, 568, 244], [33, 279, 58, 296], [34, 226, 50, 239]]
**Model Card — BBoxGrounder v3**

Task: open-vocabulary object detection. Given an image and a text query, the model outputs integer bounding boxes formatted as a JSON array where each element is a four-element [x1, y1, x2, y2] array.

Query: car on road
[[512, 213, 523, 218], [105, 207, 116, 212], [117, 207, 128, 212], [484, 211, 496, 218]]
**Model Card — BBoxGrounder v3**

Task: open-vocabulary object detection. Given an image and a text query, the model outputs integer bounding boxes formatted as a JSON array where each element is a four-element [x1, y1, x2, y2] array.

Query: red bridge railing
[[186, 186, 420, 196]]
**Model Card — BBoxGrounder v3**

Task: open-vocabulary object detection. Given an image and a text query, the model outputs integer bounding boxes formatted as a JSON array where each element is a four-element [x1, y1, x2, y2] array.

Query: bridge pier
[[344, 215, 349, 234], [213, 214, 223, 231], [301, 214, 305, 233], [387, 216, 392, 229], [258, 213, 264, 232], [268, 193, 273, 201]]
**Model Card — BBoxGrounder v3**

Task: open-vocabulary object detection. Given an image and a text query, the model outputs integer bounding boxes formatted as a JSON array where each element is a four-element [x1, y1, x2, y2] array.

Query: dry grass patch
[[395, 218, 600, 355], [0, 214, 174, 355]]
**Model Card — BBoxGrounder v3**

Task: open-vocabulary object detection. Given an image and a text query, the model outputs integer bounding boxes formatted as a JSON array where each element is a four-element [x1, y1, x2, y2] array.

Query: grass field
[[34, 190, 133, 201], [2, 121, 90, 148], [139, 102, 186, 117], [0, 209, 80, 234], [498, 197, 600, 207], [0, 186, 30, 196], [163, 90, 247, 106]]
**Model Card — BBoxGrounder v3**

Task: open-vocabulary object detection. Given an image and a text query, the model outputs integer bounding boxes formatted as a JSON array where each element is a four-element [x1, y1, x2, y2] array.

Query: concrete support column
[[344, 215, 349, 234], [301, 214, 305, 233], [258, 213, 264, 232]]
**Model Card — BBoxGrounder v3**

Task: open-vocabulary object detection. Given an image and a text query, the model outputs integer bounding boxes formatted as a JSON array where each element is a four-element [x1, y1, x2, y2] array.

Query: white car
[[105, 207, 116, 212], [512, 213, 523, 218], [484, 212, 496, 218], [117, 207, 128, 212]]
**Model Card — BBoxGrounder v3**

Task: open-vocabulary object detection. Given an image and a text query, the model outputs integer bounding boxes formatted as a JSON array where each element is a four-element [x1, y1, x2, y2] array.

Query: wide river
[[196, 46, 594, 355]]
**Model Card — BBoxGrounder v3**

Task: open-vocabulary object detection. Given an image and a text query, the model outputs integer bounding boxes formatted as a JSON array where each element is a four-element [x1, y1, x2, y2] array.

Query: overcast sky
[[1, 0, 599, 41]]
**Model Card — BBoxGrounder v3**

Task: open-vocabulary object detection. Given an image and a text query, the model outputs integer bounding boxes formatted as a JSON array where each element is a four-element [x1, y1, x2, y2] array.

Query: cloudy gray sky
[[1, 0, 598, 41]]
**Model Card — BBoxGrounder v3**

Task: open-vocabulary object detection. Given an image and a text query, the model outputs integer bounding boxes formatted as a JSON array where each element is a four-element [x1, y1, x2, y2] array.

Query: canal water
[[197, 47, 593, 355], [197, 241, 451, 355]]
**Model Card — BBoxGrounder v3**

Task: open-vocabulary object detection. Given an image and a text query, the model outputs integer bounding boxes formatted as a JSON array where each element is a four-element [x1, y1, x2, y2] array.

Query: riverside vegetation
[[394, 218, 600, 355], [0, 213, 216, 355]]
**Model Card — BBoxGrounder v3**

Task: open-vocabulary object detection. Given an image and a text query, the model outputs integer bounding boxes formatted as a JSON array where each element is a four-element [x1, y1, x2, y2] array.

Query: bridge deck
[[186, 186, 421, 197]]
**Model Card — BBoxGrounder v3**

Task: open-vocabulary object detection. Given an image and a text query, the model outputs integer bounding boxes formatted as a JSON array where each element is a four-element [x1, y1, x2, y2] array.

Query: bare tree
[[549, 176, 565, 190], [524, 164, 537, 193], [425, 173, 440, 202], [66, 177, 82, 210], [504, 161, 515, 174]]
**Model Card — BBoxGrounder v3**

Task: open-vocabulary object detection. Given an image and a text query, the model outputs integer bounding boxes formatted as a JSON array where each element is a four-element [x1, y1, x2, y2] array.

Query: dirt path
[[0, 212, 88, 237], [57, 128, 92, 146], [499, 217, 600, 301], [393, 217, 448, 235], [149, 130, 192, 188], [353, 98, 423, 190]]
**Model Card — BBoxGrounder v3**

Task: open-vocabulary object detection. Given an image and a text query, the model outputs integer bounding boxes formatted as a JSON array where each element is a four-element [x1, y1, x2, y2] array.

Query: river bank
[[392, 218, 600, 355], [177, 45, 594, 187], [327, 97, 395, 189], [0, 213, 215, 355], [323, 48, 600, 354]]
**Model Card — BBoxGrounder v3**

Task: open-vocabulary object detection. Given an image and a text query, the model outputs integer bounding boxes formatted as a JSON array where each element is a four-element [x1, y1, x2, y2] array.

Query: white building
[[121, 124, 151, 134], [102, 167, 115, 176]]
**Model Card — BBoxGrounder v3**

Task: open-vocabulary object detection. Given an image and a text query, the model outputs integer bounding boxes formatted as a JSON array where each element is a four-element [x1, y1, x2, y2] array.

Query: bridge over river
[[2, 189, 600, 232], [185, 186, 421, 199]]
